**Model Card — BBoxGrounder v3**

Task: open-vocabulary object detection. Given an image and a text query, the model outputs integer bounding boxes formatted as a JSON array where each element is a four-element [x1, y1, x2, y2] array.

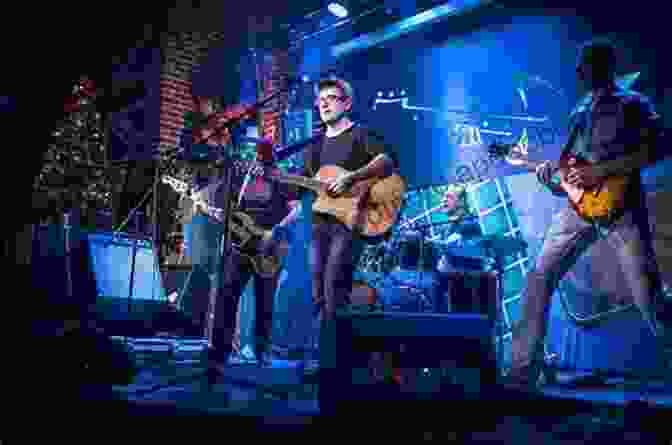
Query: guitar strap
[[312, 134, 324, 177]]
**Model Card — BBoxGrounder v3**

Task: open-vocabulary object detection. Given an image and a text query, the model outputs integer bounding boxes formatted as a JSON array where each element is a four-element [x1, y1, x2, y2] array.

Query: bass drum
[[396, 236, 439, 271], [378, 285, 429, 312]]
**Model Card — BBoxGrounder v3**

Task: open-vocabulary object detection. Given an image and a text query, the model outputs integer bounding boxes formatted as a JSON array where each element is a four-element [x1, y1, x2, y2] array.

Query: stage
[[60, 335, 667, 442]]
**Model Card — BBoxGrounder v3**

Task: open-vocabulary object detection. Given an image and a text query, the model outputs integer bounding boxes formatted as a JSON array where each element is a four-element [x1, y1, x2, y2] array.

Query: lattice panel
[[466, 178, 529, 337]]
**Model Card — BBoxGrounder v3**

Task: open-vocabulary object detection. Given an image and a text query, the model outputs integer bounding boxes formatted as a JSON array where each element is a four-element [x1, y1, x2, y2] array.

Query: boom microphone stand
[[124, 84, 302, 393]]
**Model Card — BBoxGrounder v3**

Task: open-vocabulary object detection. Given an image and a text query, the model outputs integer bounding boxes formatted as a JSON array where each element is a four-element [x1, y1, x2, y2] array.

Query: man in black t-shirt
[[180, 99, 294, 365], [271, 78, 398, 322]]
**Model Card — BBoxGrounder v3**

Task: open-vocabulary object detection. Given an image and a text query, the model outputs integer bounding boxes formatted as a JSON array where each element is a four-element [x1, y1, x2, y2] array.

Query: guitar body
[[488, 144, 630, 224], [230, 211, 287, 279], [161, 175, 286, 278], [312, 165, 406, 237], [557, 154, 630, 222]]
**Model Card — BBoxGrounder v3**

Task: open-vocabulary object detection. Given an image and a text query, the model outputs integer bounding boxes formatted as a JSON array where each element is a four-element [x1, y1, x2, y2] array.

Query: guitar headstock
[[161, 175, 188, 195]]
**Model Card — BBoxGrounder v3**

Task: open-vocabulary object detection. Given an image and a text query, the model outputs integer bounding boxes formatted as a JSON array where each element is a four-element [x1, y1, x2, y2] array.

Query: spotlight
[[327, 2, 349, 18]]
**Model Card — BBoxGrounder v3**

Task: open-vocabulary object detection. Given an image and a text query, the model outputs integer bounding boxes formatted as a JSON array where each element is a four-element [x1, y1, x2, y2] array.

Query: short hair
[[578, 37, 617, 69], [317, 77, 354, 101]]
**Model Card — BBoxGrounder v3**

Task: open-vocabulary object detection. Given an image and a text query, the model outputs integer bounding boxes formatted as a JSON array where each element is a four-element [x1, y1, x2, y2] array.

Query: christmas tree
[[34, 77, 113, 228]]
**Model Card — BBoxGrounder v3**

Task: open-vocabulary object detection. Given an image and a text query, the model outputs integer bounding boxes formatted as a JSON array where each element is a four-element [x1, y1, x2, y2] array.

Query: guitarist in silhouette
[[180, 95, 294, 367], [508, 38, 670, 389]]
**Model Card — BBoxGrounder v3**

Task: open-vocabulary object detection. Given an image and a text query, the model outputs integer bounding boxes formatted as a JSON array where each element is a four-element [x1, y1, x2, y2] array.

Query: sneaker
[[503, 360, 546, 392], [228, 345, 258, 366], [256, 350, 275, 368], [304, 359, 320, 374]]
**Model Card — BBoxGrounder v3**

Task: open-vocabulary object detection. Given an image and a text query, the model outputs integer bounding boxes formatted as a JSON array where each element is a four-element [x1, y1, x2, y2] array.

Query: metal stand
[[483, 243, 505, 381], [121, 81, 301, 394], [127, 236, 139, 317], [386, 222, 437, 313], [63, 211, 76, 303], [204, 152, 235, 346]]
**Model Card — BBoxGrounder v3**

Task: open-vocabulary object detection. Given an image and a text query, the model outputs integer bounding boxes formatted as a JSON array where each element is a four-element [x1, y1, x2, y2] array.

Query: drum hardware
[[394, 222, 437, 312], [468, 234, 528, 378]]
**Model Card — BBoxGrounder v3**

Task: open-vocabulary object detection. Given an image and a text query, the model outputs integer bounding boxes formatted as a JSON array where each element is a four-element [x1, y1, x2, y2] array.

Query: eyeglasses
[[316, 94, 347, 105]]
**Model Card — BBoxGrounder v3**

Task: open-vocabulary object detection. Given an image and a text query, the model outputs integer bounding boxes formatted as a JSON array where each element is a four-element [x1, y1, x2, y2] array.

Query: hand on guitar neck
[[489, 142, 630, 223]]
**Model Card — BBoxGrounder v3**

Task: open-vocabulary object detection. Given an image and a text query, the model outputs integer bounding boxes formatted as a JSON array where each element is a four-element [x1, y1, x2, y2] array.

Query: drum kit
[[355, 211, 528, 315]]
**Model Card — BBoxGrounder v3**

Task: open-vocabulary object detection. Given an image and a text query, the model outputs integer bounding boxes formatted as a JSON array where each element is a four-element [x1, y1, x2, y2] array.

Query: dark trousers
[[310, 220, 364, 321], [191, 252, 278, 356]]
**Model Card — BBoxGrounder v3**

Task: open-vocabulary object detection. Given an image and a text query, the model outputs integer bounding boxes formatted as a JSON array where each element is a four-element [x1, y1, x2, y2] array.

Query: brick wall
[[158, 31, 225, 153], [258, 49, 293, 145]]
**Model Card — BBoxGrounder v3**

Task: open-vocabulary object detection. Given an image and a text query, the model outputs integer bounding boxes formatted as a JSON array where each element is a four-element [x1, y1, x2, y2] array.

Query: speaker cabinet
[[319, 310, 497, 415], [32, 226, 170, 336]]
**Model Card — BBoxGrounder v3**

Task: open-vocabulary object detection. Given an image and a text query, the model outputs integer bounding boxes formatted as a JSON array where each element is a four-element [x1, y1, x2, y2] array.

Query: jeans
[[185, 217, 276, 356], [310, 220, 364, 321], [511, 205, 665, 369]]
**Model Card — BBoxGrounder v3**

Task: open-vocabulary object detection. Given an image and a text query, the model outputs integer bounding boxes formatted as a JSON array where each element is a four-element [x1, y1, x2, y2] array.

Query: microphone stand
[[170, 84, 300, 391], [123, 81, 321, 397]]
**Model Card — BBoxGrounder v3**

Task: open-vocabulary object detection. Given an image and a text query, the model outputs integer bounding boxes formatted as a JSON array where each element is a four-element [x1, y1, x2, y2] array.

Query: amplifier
[[32, 227, 170, 337], [319, 310, 498, 414], [436, 270, 498, 316]]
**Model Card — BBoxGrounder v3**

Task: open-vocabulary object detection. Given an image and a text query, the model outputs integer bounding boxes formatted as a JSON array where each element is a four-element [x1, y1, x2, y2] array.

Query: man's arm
[[352, 129, 398, 181], [270, 200, 302, 237], [350, 153, 396, 181], [598, 97, 666, 176]]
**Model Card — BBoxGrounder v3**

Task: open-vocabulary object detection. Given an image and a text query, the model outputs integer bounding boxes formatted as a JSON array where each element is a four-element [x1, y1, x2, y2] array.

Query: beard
[[321, 110, 347, 125]]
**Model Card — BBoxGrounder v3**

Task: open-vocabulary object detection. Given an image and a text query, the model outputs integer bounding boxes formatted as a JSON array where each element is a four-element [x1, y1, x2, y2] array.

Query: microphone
[[273, 135, 321, 162], [238, 138, 274, 206]]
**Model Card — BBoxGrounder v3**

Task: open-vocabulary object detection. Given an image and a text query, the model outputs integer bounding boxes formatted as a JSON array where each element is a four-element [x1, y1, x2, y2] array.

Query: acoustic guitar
[[488, 143, 631, 223], [262, 165, 406, 238], [161, 175, 287, 278]]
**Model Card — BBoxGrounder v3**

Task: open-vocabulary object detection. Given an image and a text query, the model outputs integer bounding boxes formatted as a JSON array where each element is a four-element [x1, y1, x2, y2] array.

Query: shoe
[[204, 345, 232, 367], [256, 350, 274, 368], [504, 357, 551, 392], [303, 359, 320, 375], [228, 346, 257, 366]]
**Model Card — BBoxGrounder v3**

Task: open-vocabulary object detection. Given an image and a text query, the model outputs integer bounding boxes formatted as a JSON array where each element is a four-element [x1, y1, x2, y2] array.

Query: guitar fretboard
[[269, 174, 325, 193]]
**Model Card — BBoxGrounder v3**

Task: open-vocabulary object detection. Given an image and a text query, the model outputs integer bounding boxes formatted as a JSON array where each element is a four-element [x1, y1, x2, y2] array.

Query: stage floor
[[107, 337, 671, 438]]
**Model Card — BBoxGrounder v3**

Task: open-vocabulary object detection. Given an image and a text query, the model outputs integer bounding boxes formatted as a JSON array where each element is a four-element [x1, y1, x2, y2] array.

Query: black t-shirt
[[186, 160, 292, 230], [301, 124, 397, 225]]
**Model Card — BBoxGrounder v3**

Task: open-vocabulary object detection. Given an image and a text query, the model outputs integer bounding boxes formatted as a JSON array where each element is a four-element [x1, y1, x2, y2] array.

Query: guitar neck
[[518, 158, 544, 172], [270, 174, 325, 194]]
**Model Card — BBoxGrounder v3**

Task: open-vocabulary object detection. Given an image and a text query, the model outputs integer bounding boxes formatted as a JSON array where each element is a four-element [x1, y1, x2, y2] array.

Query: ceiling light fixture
[[327, 2, 349, 18]]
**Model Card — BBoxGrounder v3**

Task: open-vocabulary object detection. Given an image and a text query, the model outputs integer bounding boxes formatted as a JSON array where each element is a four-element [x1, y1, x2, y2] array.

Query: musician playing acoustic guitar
[[509, 38, 670, 389], [270, 77, 399, 324]]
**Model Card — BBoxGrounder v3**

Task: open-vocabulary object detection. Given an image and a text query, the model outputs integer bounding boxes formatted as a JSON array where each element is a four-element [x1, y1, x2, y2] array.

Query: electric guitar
[[488, 143, 631, 223], [161, 175, 287, 278], [262, 165, 406, 239]]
